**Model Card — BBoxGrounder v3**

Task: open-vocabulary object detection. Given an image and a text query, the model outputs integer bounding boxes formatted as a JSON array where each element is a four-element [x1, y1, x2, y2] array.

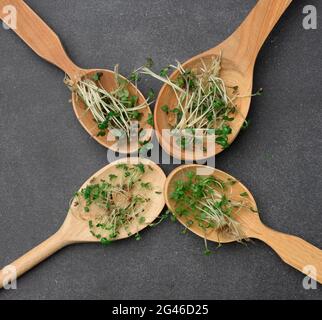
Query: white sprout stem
[[66, 65, 151, 138]]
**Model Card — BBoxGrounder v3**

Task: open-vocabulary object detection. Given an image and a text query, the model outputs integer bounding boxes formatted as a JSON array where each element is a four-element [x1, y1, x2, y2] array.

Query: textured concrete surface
[[0, 0, 321, 300]]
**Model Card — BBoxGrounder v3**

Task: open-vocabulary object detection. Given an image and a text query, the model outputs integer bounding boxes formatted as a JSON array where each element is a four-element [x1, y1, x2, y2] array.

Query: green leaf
[[216, 136, 230, 149], [240, 192, 249, 197], [141, 182, 152, 190], [147, 88, 155, 101], [161, 105, 169, 113], [213, 100, 225, 110], [171, 108, 181, 114], [222, 125, 232, 135], [92, 72, 103, 81], [130, 95, 139, 106], [135, 233, 142, 241], [145, 57, 154, 69], [147, 113, 154, 127], [130, 72, 141, 82], [116, 163, 129, 170], [135, 163, 145, 173], [100, 237, 112, 246], [223, 116, 234, 122], [139, 216, 146, 224], [98, 119, 109, 130], [129, 111, 143, 121], [160, 67, 169, 77], [109, 174, 118, 181]]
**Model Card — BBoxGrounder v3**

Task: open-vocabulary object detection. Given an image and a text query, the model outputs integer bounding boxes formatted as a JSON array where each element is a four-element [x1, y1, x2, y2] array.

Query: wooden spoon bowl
[[72, 69, 152, 153], [165, 164, 257, 243], [0, 0, 152, 153], [0, 157, 166, 288], [165, 164, 322, 283], [155, 55, 249, 161], [154, 0, 292, 161]]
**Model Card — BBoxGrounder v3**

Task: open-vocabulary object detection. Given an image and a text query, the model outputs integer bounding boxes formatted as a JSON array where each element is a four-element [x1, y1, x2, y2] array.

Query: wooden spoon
[[0, 157, 166, 288], [154, 0, 293, 161], [0, 0, 152, 153], [164, 164, 322, 283]]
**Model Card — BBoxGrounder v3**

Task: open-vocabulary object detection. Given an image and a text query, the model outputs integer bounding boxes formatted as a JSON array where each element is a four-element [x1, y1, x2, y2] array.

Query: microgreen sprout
[[139, 140, 154, 156], [170, 171, 256, 252], [149, 210, 171, 227], [64, 66, 153, 141], [147, 113, 154, 127], [137, 55, 254, 151], [73, 163, 154, 243]]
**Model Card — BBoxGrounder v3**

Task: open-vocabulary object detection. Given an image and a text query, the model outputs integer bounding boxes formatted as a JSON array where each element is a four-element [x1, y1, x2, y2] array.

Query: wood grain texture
[[0, 0, 153, 152], [248, 222, 322, 283], [154, 0, 293, 161], [0, 0, 81, 79], [164, 164, 322, 284], [0, 158, 166, 289]]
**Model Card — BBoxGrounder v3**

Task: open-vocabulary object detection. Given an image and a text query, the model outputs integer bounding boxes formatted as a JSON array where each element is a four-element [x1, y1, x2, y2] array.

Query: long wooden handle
[[252, 224, 322, 284], [224, 0, 292, 69], [0, 231, 69, 289], [0, 0, 81, 79]]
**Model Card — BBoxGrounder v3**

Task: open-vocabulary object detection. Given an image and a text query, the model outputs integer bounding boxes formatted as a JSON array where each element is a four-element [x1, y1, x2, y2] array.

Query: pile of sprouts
[[73, 163, 156, 244], [137, 55, 239, 150], [65, 66, 151, 141], [170, 171, 257, 254]]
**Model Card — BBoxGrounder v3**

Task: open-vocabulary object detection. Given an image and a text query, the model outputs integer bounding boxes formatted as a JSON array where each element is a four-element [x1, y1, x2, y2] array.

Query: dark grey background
[[0, 0, 321, 300]]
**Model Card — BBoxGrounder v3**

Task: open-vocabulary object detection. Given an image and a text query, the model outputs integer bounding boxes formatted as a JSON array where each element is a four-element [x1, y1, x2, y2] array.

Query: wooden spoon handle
[[252, 224, 322, 284], [0, 231, 68, 289], [0, 0, 81, 79], [223, 0, 292, 69]]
